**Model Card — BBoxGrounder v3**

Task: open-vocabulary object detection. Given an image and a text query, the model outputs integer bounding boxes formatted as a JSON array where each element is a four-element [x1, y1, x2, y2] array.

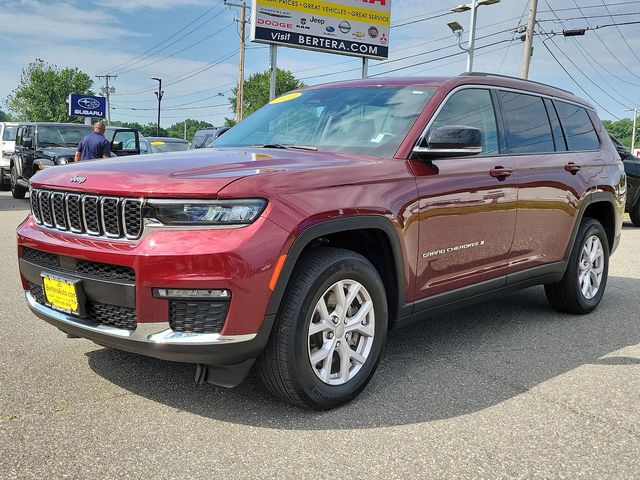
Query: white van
[[1, 122, 18, 190]]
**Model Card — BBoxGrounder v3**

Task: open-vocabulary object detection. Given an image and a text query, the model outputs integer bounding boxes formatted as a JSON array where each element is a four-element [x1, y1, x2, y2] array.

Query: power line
[[98, 1, 225, 75], [599, 0, 640, 64]]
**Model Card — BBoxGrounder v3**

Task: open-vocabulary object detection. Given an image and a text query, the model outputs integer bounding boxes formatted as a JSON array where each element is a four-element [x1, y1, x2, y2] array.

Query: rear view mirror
[[413, 125, 482, 159], [111, 141, 123, 152], [22, 138, 33, 148]]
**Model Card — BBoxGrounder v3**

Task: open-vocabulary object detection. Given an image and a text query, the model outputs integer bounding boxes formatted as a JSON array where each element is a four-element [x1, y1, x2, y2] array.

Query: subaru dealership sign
[[251, 0, 391, 60], [68, 94, 106, 119]]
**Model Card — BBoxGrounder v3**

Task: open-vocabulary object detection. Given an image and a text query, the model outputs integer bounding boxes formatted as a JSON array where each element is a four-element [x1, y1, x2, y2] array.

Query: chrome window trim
[[415, 84, 598, 156], [100, 196, 122, 238], [50, 191, 68, 231], [81, 195, 101, 236]]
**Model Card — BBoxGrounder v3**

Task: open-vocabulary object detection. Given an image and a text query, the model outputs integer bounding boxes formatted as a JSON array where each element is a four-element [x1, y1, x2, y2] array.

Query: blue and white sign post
[[68, 94, 107, 125]]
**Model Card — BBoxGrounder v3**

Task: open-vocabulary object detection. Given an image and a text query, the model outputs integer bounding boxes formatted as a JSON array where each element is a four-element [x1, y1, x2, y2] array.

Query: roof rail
[[459, 72, 574, 96]]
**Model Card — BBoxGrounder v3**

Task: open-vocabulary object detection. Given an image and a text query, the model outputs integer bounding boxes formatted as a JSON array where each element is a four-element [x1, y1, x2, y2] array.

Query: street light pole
[[452, 0, 500, 72], [151, 77, 163, 137]]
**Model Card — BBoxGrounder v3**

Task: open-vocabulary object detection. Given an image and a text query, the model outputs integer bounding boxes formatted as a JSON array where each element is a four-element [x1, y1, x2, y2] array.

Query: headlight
[[146, 199, 267, 226], [57, 157, 68, 165]]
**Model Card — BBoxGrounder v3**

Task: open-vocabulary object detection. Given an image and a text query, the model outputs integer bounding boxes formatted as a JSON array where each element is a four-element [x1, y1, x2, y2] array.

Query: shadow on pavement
[[86, 277, 640, 429], [0, 191, 30, 213]]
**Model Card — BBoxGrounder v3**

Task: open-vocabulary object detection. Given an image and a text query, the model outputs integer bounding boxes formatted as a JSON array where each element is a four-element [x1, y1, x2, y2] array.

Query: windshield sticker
[[269, 92, 302, 104], [150, 141, 166, 145]]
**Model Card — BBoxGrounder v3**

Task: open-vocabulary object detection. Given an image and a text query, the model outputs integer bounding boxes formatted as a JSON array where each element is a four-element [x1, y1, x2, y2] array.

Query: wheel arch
[[564, 192, 618, 259], [266, 216, 407, 328]]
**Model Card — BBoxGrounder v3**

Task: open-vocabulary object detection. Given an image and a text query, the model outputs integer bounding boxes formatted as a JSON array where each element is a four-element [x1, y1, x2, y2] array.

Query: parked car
[[609, 134, 640, 226], [191, 127, 230, 149], [17, 73, 624, 409], [9, 123, 141, 199], [144, 137, 190, 153], [0, 121, 18, 190]]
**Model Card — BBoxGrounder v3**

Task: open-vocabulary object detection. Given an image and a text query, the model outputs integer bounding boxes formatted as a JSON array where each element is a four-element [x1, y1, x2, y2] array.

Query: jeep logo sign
[[68, 94, 106, 119]]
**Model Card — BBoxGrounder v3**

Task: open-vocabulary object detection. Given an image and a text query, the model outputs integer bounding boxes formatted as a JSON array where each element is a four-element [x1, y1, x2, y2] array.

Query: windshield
[[2, 126, 17, 142], [149, 141, 190, 153], [37, 125, 91, 146], [214, 86, 436, 157]]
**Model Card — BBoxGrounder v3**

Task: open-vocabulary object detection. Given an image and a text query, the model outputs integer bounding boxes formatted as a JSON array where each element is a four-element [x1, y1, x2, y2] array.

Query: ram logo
[[78, 98, 100, 110]]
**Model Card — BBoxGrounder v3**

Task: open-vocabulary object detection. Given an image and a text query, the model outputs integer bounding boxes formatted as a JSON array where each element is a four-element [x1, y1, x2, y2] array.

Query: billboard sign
[[634, 148, 640, 158], [68, 94, 106, 119], [251, 0, 391, 60]]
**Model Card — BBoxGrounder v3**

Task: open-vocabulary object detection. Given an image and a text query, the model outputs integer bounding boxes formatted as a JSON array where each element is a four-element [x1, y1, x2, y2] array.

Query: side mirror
[[111, 141, 123, 152], [615, 145, 630, 160], [22, 138, 33, 148], [413, 125, 482, 159]]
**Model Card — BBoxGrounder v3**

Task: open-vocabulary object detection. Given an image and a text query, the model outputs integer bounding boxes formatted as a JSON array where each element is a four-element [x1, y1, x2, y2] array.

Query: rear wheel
[[630, 201, 640, 227], [258, 247, 388, 410], [545, 218, 609, 314], [10, 166, 26, 199]]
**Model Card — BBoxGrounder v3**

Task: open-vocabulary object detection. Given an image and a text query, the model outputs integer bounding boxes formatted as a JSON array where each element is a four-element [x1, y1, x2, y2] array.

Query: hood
[[29, 147, 374, 197], [38, 146, 77, 157]]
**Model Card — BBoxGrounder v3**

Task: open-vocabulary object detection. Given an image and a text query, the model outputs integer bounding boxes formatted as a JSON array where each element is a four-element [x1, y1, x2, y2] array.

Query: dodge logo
[[78, 98, 100, 110], [69, 176, 86, 184]]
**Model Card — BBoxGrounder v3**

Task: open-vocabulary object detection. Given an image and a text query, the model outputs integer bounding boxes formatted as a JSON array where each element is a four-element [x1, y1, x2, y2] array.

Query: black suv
[[9, 123, 141, 199], [609, 134, 640, 226]]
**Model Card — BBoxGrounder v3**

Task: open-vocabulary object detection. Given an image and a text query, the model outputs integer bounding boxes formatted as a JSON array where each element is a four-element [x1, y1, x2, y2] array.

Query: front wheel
[[258, 247, 388, 410], [10, 166, 27, 199], [545, 218, 609, 314]]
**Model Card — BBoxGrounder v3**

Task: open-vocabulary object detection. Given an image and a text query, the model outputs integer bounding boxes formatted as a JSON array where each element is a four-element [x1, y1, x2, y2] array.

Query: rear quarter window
[[554, 101, 600, 151]]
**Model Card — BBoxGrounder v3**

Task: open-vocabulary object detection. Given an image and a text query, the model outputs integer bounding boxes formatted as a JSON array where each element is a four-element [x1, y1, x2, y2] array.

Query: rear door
[[504, 92, 601, 273], [413, 87, 518, 300]]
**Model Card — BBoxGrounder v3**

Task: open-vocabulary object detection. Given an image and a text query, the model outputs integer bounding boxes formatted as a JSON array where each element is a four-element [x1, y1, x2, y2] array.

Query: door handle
[[564, 162, 582, 175], [489, 166, 513, 181]]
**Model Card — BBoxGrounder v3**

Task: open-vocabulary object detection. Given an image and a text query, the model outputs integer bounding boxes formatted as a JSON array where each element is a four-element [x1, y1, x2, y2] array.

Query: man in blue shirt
[[75, 122, 111, 161]]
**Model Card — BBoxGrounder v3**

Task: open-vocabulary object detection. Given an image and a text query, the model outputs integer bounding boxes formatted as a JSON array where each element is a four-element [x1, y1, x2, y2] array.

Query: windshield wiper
[[258, 143, 318, 151]]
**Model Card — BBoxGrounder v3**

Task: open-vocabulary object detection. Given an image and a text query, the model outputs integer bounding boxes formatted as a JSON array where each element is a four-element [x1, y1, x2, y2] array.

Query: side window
[[113, 131, 137, 152], [498, 91, 555, 154], [15, 127, 23, 147], [543, 98, 567, 151], [554, 101, 600, 151], [428, 88, 499, 155]]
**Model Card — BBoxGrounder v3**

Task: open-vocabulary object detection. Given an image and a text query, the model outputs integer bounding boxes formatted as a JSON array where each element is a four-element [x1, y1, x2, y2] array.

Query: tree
[[602, 118, 635, 151], [6, 59, 93, 123], [166, 119, 213, 142], [228, 68, 305, 120], [109, 121, 167, 138], [0, 109, 12, 122]]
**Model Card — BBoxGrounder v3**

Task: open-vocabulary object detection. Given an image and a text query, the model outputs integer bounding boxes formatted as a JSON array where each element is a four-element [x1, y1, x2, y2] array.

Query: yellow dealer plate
[[42, 274, 81, 315]]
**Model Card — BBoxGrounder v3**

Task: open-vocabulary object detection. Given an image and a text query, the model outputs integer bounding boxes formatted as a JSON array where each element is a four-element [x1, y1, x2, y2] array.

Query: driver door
[[412, 87, 517, 301]]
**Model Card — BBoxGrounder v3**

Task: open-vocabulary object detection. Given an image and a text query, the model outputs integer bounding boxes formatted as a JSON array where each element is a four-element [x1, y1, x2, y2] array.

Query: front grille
[[170, 301, 228, 334], [30, 188, 143, 240], [28, 282, 137, 331], [23, 247, 135, 283]]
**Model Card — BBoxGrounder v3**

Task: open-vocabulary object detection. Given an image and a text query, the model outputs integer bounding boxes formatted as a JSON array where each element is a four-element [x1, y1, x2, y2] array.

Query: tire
[[545, 218, 609, 314], [630, 201, 640, 227], [258, 247, 388, 410], [10, 166, 27, 200]]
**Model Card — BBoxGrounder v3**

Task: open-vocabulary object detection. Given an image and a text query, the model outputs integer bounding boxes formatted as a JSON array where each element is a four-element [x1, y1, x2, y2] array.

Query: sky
[[0, 0, 639, 127]]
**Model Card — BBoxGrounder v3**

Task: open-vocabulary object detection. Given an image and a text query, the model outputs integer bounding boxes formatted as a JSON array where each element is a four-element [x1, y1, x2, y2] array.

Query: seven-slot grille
[[30, 189, 143, 240]]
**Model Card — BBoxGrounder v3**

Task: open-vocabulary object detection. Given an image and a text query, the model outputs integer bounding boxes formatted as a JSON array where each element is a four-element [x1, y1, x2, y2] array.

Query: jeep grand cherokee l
[[17, 73, 625, 409]]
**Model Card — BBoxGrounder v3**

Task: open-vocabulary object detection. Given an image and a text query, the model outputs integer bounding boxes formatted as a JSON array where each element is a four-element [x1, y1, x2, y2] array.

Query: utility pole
[[226, 1, 247, 122], [627, 108, 638, 154], [151, 77, 164, 137], [96, 74, 117, 125], [520, 0, 538, 79]]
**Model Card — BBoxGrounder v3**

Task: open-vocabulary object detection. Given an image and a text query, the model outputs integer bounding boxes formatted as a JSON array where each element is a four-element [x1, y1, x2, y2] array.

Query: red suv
[[17, 73, 625, 409]]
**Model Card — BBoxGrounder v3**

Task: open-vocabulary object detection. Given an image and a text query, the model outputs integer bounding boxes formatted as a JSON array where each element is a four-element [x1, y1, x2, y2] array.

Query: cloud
[[0, 1, 147, 41]]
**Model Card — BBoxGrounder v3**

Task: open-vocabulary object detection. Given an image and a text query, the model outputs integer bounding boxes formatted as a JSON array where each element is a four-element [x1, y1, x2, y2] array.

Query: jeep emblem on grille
[[69, 176, 86, 184]]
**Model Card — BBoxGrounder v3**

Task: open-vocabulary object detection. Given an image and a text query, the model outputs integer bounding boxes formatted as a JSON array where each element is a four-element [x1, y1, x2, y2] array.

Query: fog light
[[154, 288, 231, 299]]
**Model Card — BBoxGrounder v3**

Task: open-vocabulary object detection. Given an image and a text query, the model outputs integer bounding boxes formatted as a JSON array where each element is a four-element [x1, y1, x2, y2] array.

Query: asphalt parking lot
[[1, 189, 639, 479]]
